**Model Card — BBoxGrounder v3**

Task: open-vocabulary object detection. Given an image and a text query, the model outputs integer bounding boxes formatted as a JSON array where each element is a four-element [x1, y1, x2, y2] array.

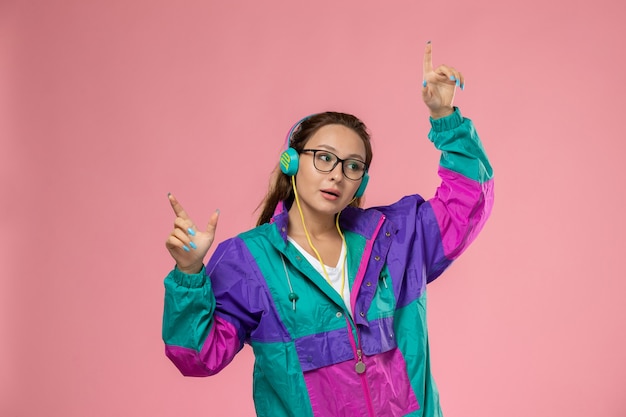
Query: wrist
[[177, 263, 203, 275], [429, 107, 463, 133], [429, 106, 454, 120], [171, 264, 207, 288]]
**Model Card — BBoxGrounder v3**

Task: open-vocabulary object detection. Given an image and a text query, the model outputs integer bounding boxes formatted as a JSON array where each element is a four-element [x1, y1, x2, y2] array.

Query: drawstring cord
[[281, 254, 299, 311]]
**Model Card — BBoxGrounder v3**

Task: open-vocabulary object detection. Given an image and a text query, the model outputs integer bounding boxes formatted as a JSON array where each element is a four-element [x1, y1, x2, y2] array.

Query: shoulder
[[207, 225, 279, 277], [237, 221, 279, 244], [340, 194, 429, 235], [229, 222, 286, 259], [365, 194, 430, 222]]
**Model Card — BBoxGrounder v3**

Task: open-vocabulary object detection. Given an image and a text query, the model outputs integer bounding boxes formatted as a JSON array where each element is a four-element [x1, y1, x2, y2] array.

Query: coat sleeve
[[420, 107, 494, 282], [162, 237, 263, 377]]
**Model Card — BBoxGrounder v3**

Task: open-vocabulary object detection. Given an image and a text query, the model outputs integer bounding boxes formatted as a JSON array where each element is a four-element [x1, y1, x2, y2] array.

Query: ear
[[355, 172, 369, 198], [280, 148, 299, 176]]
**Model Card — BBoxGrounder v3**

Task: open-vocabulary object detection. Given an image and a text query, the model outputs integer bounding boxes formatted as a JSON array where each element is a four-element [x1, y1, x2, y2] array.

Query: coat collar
[[269, 204, 390, 243]]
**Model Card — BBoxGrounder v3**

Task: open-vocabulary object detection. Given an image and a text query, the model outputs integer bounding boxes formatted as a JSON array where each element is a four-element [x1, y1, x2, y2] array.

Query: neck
[[287, 204, 347, 283], [287, 207, 338, 240]]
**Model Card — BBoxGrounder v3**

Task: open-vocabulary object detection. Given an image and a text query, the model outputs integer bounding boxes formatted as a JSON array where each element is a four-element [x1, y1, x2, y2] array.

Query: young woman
[[162, 42, 494, 417]]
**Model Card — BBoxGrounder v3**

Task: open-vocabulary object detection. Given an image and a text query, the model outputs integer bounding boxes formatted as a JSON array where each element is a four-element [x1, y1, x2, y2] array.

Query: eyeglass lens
[[305, 150, 366, 180]]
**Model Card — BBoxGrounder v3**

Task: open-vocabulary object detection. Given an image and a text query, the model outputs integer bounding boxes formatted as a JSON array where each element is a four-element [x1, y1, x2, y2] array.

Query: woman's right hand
[[165, 193, 220, 275], [421, 41, 461, 119]]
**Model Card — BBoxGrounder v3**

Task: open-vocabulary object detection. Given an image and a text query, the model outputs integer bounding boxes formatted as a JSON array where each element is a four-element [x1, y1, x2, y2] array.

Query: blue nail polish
[[422, 80, 427, 88], [450, 75, 456, 81], [460, 83, 465, 91], [189, 241, 197, 250], [187, 228, 196, 236], [455, 79, 460, 87], [183, 245, 190, 252]]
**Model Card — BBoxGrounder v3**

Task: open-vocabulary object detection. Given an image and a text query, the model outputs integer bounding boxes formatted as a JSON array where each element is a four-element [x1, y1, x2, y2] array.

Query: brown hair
[[256, 111, 373, 226]]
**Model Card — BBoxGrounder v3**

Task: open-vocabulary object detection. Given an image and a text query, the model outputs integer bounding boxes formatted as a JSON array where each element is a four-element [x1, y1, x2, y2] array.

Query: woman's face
[[294, 124, 367, 218]]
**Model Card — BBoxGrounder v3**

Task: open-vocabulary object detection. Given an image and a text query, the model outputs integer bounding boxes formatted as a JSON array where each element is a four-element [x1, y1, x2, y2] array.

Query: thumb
[[421, 84, 432, 103], [206, 209, 220, 235]]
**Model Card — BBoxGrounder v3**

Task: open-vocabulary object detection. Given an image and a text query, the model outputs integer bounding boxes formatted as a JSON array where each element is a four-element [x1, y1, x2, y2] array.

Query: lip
[[320, 188, 341, 200]]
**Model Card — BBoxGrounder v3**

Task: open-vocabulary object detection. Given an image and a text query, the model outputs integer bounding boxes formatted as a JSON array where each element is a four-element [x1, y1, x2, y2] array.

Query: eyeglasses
[[300, 149, 368, 181]]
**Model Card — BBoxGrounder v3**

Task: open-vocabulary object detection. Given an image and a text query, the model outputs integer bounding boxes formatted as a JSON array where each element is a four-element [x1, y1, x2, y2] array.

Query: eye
[[316, 151, 334, 163], [345, 160, 365, 172]]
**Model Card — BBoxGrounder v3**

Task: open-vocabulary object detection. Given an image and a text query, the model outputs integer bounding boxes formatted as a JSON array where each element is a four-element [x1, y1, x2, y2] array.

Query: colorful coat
[[162, 108, 494, 417]]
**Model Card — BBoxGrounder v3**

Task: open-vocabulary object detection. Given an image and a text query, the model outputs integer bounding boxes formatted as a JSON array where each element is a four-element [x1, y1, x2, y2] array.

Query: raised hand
[[165, 193, 219, 274], [422, 41, 463, 119]]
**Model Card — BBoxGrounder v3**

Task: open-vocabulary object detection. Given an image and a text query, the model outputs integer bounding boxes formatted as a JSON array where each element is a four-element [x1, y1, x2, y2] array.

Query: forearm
[[427, 108, 494, 261], [162, 267, 241, 376]]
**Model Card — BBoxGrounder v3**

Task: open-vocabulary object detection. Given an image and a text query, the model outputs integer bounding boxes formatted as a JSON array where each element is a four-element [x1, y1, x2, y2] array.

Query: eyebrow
[[314, 144, 366, 161]]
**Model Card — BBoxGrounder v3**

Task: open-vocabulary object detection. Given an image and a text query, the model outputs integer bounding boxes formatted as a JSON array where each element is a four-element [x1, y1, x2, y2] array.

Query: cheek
[[294, 166, 317, 190], [342, 181, 360, 200]]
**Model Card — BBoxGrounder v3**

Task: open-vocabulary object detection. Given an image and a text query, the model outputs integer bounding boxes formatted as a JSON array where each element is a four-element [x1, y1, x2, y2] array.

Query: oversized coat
[[163, 108, 494, 417]]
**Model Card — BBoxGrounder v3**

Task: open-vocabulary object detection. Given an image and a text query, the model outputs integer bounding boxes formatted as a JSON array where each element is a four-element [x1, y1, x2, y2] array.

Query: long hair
[[256, 111, 373, 226]]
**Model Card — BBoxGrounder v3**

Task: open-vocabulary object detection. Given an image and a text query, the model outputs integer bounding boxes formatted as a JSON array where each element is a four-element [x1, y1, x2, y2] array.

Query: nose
[[329, 161, 344, 181]]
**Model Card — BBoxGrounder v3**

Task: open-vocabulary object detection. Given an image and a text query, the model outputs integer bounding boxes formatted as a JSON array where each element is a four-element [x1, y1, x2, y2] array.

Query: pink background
[[2, 0, 625, 416]]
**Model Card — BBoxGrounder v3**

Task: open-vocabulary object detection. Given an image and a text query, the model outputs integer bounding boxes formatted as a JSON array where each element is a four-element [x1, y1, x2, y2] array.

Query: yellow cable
[[291, 176, 346, 297]]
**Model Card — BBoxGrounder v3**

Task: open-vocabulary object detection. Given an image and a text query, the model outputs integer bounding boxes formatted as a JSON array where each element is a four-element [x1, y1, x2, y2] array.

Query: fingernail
[[460, 82, 465, 91], [426, 40, 431, 44], [216, 209, 220, 215], [187, 228, 196, 236], [455, 79, 460, 87], [422, 80, 427, 88], [189, 241, 197, 250], [450, 75, 456, 81], [183, 245, 190, 252]]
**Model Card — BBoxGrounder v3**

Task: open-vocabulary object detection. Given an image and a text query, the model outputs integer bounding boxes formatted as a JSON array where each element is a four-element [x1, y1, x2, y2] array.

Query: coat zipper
[[342, 212, 386, 416], [345, 316, 376, 417]]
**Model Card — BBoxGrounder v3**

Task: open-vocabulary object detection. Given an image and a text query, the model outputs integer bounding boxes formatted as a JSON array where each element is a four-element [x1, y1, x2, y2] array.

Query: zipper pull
[[355, 349, 366, 374]]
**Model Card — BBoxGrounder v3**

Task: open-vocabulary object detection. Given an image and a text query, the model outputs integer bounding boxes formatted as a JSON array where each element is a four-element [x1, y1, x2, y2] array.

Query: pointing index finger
[[168, 193, 190, 219], [423, 41, 433, 78]]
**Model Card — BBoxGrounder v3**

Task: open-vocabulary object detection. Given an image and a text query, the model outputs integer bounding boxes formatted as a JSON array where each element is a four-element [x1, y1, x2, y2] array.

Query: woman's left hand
[[422, 42, 463, 119]]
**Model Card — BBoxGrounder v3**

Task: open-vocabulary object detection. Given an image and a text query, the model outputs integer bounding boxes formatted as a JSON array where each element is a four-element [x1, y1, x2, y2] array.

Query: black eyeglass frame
[[300, 149, 368, 181]]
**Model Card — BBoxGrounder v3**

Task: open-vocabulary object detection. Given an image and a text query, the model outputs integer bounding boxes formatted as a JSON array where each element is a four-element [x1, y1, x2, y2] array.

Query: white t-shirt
[[288, 237, 353, 317]]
